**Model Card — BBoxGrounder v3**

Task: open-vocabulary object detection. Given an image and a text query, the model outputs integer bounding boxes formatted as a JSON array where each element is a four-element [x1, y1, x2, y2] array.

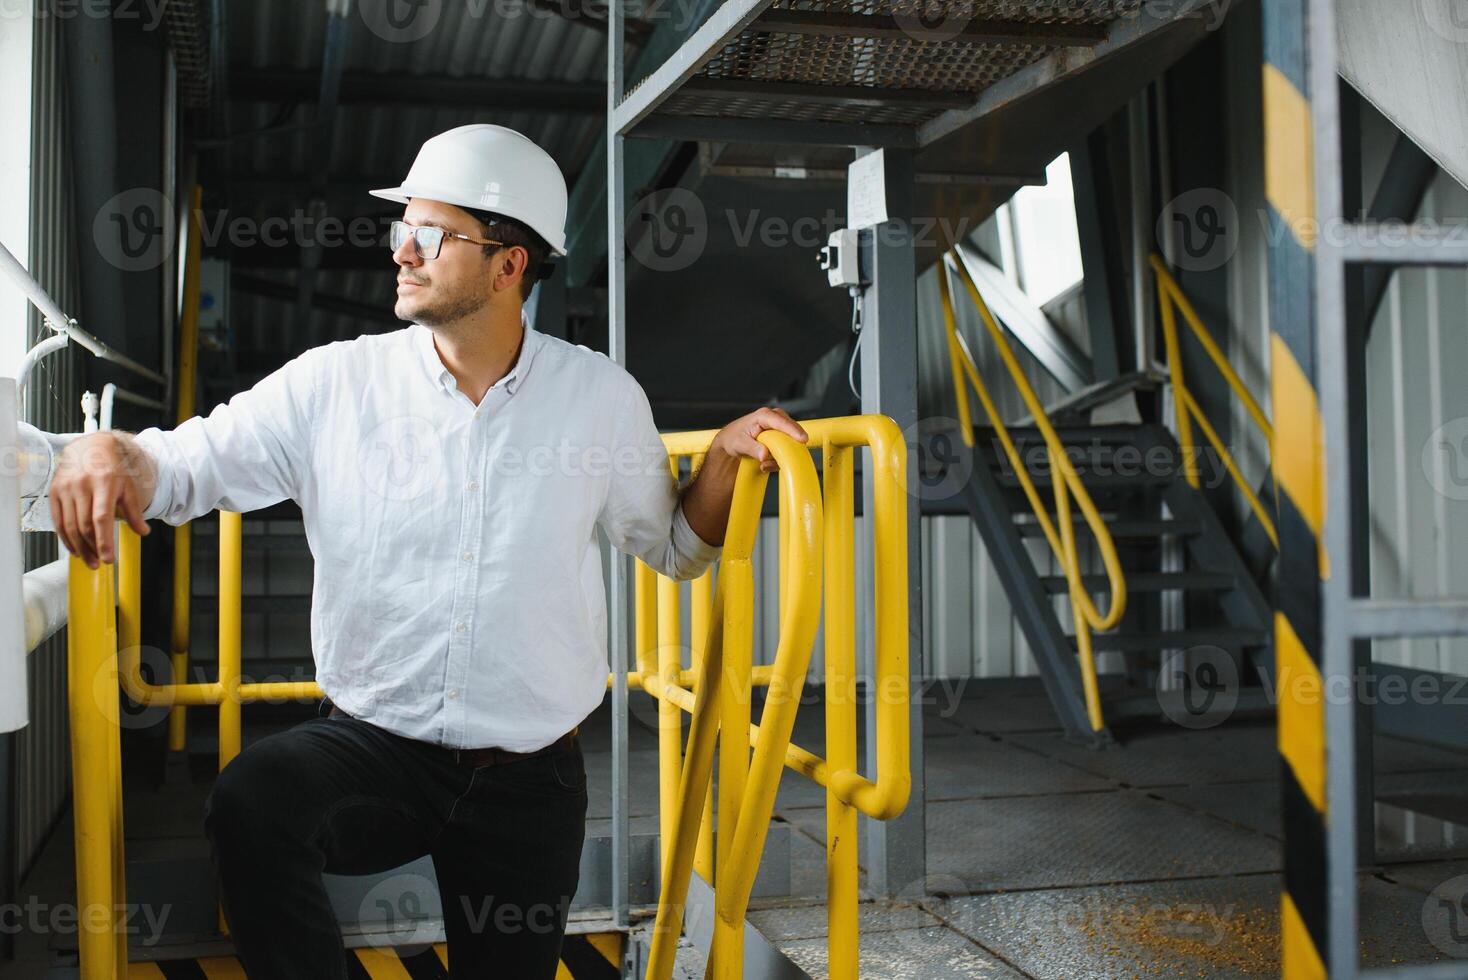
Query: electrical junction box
[[818, 228, 863, 289]]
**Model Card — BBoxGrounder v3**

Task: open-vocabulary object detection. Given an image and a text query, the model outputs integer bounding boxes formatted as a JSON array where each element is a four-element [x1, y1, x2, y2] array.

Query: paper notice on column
[[847, 149, 889, 231], [0, 378, 28, 733]]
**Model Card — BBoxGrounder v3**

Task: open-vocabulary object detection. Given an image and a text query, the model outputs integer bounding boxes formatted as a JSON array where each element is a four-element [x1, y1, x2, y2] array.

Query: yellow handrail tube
[[939, 254, 1124, 731], [1149, 254, 1278, 548], [642, 415, 910, 980]]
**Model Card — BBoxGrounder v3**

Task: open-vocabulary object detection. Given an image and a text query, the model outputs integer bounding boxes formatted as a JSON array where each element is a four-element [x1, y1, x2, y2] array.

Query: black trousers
[[203, 698, 588, 979]]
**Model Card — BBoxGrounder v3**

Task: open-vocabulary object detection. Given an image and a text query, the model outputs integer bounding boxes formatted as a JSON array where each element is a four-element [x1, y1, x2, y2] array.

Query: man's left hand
[[711, 406, 809, 474]]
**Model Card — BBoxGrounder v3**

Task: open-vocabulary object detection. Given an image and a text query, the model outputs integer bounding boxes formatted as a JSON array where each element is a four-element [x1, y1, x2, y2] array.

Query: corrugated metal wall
[[15, 10, 84, 885]]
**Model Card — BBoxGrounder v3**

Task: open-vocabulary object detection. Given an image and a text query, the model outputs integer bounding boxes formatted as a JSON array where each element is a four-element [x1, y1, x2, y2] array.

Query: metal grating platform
[[640, 0, 1136, 117], [927, 873, 1448, 977], [613, 0, 1210, 147], [927, 791, 1282, 892]]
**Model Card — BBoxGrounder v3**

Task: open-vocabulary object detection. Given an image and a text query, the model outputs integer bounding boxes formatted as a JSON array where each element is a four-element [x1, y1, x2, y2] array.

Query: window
[[997, 153, 1084, 308]]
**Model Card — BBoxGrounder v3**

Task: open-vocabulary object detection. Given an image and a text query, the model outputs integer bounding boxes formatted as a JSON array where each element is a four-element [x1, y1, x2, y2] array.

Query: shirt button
[[447, 689, 459, 700], [455, 622, 467, 634], [466, 481, 480, 492], [461, 551, 474, 562]]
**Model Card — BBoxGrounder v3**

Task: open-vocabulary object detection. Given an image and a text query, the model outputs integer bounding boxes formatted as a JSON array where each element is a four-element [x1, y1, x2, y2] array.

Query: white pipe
[[101, 382, 165, 420], [0, 378, 29, 733], [0, 239, 69, 329], [16, 332, 69, 398], [0, 240, 167, 387], [22, 558, 67, 654], [81, 391, 99, 434]]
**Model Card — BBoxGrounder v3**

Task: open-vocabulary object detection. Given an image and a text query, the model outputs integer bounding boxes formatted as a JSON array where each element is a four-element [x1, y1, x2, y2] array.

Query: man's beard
[[396, 281, 489, 326]]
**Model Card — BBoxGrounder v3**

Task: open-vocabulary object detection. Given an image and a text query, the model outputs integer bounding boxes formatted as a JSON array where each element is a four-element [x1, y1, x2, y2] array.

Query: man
[[48, 123, 807, 978]]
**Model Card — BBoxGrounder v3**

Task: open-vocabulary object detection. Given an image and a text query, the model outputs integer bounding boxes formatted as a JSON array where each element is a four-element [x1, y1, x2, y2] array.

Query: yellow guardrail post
[[218, 511, 243, 769], [689, 454, 716, 883], [67, 557, 128, 979], [940, 254, 1124, 732], [1149, 254, 1278, 548], [823, 437, 858, 977]]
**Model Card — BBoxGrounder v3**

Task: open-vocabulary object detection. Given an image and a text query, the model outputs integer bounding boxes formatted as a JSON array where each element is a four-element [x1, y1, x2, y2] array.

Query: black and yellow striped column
[[1263, 2, 1329, 977]]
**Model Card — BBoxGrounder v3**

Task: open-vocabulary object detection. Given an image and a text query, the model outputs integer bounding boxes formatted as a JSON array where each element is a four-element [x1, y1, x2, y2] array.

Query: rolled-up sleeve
[[135, 347, 324, 525], [597, 378, 722, 581]]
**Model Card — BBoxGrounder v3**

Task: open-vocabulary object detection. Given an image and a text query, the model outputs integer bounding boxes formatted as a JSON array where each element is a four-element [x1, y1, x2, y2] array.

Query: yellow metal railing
[[65, 413, 910, 979], [939, 251, 1125, 733], [643, 415, 911, 980], [1149, 254, 1278, 548], [67, 556, 127, 979]]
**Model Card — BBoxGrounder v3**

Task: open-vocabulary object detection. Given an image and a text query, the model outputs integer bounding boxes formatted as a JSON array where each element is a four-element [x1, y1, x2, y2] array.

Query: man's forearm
[[679, 451, 740, 547], [109, 431, 161, 513]]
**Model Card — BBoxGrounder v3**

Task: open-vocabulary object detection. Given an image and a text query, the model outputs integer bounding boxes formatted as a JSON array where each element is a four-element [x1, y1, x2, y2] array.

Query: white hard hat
[[370, 124, 568, 257]]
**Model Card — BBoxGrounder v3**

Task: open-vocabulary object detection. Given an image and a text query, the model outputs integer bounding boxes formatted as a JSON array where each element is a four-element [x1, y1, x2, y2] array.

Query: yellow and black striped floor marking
[[1264, 1, 1329, 977], [126, 932, 623, 979]]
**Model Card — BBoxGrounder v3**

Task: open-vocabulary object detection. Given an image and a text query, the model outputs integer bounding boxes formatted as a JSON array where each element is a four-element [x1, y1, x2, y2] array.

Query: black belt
[[320, 697, 578, 768]]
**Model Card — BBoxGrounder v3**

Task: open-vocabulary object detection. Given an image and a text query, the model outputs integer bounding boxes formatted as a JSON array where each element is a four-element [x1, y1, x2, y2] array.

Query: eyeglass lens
[[390, 221, 445, 259]]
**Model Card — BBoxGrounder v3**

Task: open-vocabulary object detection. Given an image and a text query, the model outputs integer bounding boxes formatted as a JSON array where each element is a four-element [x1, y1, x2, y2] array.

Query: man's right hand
[[48, 432, 156, 569]]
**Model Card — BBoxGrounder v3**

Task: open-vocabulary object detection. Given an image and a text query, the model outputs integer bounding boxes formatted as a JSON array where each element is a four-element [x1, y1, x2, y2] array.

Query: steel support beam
[[631, 115, 918, 149], [229, 69, 604, 112], [917, 0, 1216, 148], [606, 0, 632, 931], [611, 0, 774, 135], [1289, 0, 1357, 972], [1339, 82, 1376, 868], [856, 146, 925, 899], [755, 8, 1107, 46], [1071, 121, 1133, 382], [679, 76, 974, 110], [1360, 132, 1438, 333]]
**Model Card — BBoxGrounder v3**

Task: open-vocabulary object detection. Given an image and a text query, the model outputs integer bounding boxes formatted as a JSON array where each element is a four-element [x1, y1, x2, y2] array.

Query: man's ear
[[490, 246, 529, 296]]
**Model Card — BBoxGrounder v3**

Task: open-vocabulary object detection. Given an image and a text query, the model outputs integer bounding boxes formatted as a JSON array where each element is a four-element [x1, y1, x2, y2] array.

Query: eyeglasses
[[389, 220, 505, 260]]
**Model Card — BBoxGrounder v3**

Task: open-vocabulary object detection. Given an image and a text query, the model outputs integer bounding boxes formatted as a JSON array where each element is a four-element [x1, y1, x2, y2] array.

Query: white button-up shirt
[[135, 320, 721, 751]]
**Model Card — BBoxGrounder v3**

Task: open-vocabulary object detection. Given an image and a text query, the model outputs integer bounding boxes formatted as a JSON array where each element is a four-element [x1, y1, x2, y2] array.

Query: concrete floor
[[6, 679, 1468, 978]]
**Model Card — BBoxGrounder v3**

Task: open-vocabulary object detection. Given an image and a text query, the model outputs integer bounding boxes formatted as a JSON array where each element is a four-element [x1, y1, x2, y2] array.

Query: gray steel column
[[1306, 0, 1359, 970], [856, 146, 925, 898], [606, 0, 631, 931], [1338, 81, 1375, 869]]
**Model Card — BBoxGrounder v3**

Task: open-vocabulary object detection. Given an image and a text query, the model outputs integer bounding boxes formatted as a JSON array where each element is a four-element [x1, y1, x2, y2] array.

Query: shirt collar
[[413, 310, 541, 397]]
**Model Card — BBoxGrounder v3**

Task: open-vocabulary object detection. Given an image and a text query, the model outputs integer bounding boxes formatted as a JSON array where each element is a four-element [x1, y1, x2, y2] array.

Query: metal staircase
[[931, 244, 1278, 749], [949, 420, 1272, 745]]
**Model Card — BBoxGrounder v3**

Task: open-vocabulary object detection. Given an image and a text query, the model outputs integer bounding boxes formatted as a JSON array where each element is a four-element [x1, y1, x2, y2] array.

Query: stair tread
[[1076, 628, 1269, 651], [972, 424, 1154, 444], [1013, 518, 1201, 538], [1037, 571, 1235, 592], [995, 470, 1174, 488]]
